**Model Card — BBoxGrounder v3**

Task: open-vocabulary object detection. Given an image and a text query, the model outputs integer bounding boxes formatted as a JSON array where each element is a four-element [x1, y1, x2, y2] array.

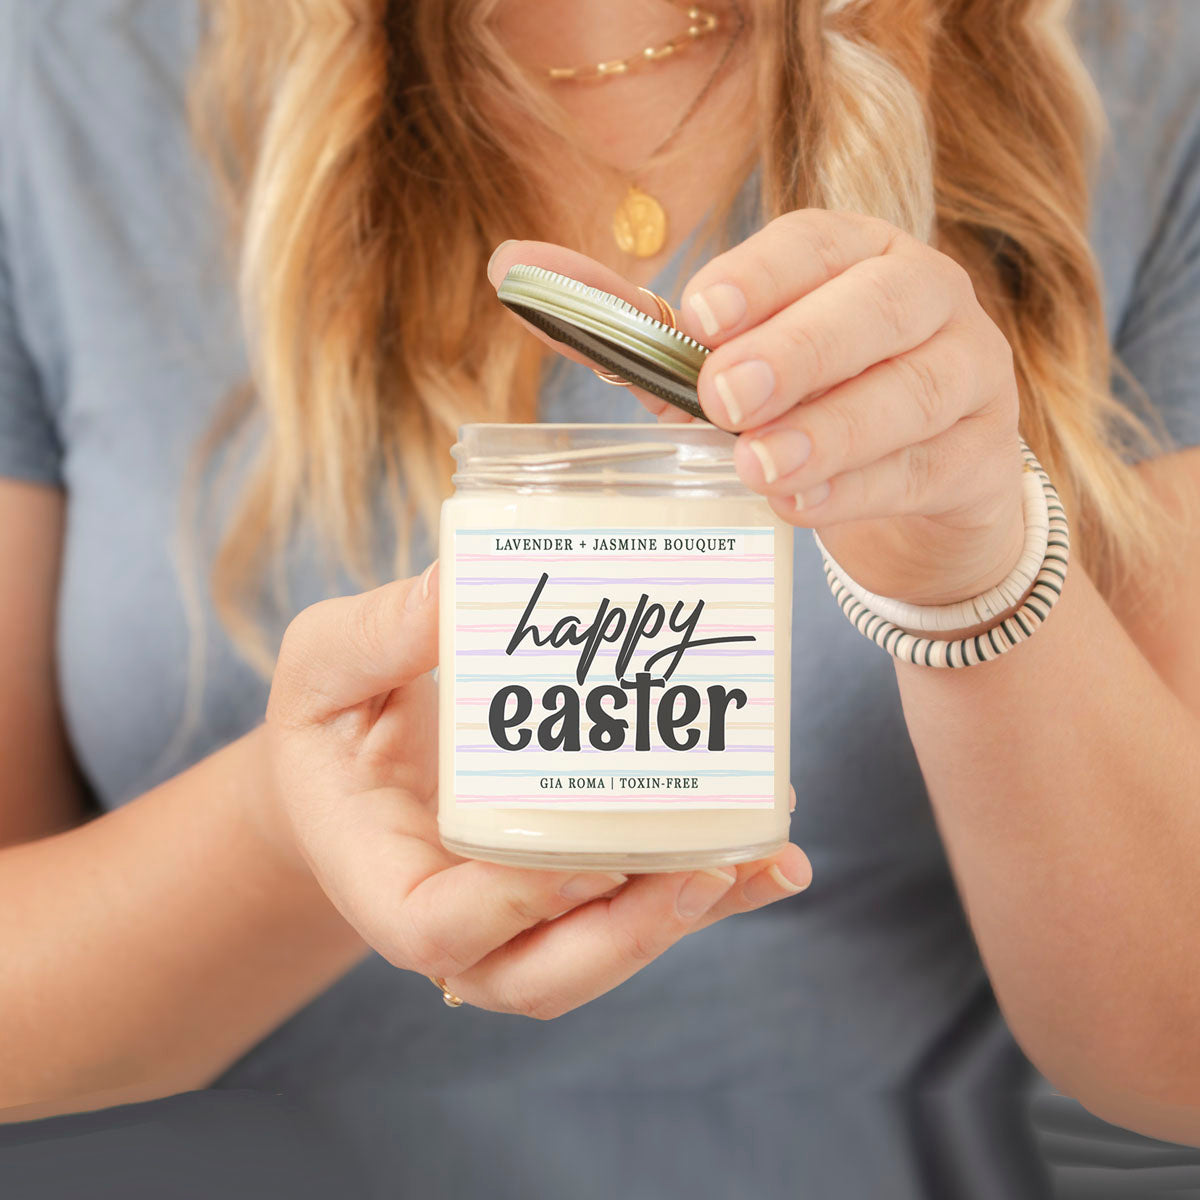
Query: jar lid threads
[[496, 264, 710, 420]]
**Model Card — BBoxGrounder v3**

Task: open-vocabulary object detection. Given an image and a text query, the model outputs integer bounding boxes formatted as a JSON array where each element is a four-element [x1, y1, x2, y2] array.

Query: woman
[[1, 0, 1199, 1194]]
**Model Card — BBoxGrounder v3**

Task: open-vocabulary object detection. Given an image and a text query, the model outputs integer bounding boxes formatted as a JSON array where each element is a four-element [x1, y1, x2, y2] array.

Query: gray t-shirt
[[1, 2, 1198, 1197]]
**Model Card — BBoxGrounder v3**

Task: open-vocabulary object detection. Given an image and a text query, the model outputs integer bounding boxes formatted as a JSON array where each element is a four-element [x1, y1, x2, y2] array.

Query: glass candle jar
[[438, 423, 793, 873]]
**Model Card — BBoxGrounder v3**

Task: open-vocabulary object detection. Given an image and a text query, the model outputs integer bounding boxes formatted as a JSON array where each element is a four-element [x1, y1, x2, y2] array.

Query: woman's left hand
[[489, 210, 1027, 610]]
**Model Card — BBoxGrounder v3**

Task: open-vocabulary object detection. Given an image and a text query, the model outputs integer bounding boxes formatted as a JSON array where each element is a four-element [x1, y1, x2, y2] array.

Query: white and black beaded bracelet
[[812, 439, 1069, 668]]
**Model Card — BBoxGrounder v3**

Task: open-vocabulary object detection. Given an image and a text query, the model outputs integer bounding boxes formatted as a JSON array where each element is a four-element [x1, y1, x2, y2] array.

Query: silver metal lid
[[496, 264, 710, 420]]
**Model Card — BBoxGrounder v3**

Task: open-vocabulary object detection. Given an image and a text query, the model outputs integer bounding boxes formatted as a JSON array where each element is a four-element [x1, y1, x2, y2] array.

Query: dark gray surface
[[0, 1090, 372, 1200], [1, 1, 1198, 1196]]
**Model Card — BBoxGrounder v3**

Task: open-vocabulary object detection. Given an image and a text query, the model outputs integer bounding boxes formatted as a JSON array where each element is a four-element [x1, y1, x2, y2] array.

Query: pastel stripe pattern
[[452, 525, 778, 810]]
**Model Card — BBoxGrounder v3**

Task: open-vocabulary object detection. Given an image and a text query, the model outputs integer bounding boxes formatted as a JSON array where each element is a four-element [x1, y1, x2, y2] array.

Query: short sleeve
[[0, 0, 61, 488], [0, 208, 61, 487], [1105, 14, 1200, 455]]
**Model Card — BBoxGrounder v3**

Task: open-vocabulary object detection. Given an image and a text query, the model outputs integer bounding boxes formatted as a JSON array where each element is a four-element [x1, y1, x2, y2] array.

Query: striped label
[[452, 526, 777, 810]]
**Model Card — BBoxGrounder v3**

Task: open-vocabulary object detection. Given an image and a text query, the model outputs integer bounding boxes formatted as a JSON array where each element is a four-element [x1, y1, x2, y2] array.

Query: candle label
[[452, 526, 777, 810]]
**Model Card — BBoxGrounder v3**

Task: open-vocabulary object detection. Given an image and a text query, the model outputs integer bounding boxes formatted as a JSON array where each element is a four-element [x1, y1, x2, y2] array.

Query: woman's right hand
[[258, 563, 812, 1020]]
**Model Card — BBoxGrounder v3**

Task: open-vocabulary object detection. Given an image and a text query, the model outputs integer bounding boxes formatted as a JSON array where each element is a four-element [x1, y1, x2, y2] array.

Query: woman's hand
[[489, 211, 1026, 610], [261, 565, 811, 1020]]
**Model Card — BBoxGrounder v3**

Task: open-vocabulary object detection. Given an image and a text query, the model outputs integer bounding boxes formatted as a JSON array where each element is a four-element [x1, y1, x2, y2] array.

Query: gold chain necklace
[[544, 5, 721, 83], [544, 3, 746, 259]]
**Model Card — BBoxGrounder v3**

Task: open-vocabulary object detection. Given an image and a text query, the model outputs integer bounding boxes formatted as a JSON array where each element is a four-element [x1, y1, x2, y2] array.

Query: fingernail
[[746, 439, 778, 484], [486, 239, 517, 287], [559, 872, 628, 903], [713, 359, 774, 427], [745, 431, 812, 485], [794, 480, 831, 511], [769, 861, 811, 892], [742, 861, 811, 906], [676, 867, 736, 919], [421, 559, 439, 601], [687, 283, 747, 338], [406, 560, 439, 611]]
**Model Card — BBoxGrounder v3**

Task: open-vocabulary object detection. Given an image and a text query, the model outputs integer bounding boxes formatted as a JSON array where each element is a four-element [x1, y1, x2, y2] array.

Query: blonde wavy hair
[[191, 0, 1177, 672]]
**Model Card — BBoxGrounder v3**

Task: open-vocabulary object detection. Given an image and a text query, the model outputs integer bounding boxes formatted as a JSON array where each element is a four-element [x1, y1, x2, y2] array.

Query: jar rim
[[456, 421, 728, 437], [449, 422, 749, 493]]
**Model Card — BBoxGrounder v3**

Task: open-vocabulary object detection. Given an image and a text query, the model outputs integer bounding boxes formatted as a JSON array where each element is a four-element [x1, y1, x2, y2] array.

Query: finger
[[287, 784, 627, 980], [486, 239, 647, 309], [684, 842, 812, 931], [698, 248, 964, 432], [656, 402, 703, 425], [448, 867, 741, 1018], [485, 239, 678, 419], [268, 560, 440, 726], [679, 209, 899, 345], [765, 417, 1003, 526], [362, 670, 441, 805], [289, 783, 456, 955], [389, 860, 630, 981], [732, 326, 982, 499]]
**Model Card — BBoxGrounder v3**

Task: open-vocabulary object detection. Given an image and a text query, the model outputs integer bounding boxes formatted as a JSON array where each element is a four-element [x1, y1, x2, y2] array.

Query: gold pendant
[[612, 184, 668, 258]]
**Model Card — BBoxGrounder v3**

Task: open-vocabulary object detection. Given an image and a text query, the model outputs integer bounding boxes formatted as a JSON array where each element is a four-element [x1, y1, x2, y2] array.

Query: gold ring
[[589, 285, 677, 387], [428, 975, 464, 1007], [592, 368, 632, 387], [638, 284, 678, 330]]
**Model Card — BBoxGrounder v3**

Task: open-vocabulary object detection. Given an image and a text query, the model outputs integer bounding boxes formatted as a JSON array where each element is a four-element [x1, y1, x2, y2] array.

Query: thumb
[[268, 561, 440, 726]]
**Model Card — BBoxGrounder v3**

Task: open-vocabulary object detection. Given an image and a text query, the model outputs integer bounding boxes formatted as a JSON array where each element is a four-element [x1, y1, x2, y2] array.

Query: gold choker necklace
[[543, 6, 721, 84]]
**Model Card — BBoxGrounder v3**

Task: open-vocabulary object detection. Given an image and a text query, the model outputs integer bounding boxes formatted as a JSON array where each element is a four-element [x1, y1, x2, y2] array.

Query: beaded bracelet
[[812, 439, 1069, 667]]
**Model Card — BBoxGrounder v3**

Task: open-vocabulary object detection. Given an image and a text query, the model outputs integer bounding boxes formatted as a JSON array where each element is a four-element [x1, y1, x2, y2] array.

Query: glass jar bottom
[[438, 836, 788, 874]]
